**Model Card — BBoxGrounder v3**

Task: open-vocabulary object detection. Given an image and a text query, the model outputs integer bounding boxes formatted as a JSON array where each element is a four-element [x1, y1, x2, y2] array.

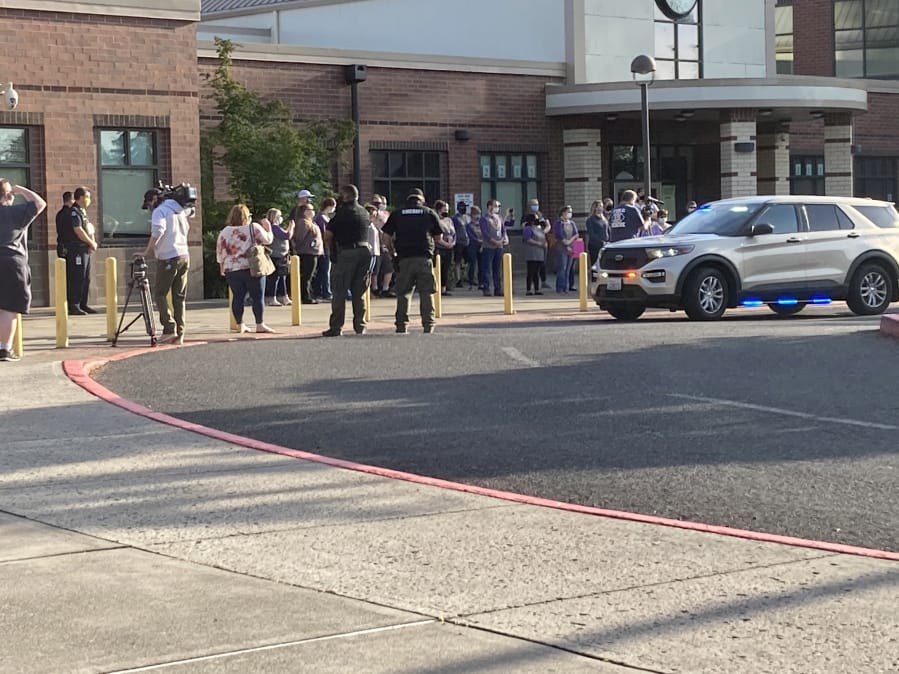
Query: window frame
[[479, 153, 541, 228], [371, 149, 442, 208], [834, 0, 899, 79], [653, 1, 702, 80], [790, 155, 826, 195], [97, 128, 160, 240], [775, 0, 794, 75]]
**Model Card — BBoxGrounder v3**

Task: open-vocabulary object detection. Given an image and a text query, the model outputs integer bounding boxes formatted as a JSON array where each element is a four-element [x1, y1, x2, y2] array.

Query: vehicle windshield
[[666, 202, 763, 236]]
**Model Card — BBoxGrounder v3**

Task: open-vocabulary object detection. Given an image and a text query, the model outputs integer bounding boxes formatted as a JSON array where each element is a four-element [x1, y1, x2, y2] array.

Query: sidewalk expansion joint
[[0, 545, 129, 566], [144, 503, 518, 546], [104, 620, 438, 673], [450, 552, 839, 620]]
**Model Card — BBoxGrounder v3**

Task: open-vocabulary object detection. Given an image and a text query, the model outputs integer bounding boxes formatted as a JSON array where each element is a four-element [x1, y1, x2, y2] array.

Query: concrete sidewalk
[[1, 297, 898, 673]]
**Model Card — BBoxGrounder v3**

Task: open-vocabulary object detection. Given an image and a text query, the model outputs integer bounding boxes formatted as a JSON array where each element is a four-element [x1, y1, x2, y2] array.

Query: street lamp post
[[630, 55, 656, 202]]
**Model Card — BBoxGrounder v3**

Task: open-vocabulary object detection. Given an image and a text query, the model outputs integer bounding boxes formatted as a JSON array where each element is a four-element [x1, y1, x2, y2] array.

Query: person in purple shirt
[[479, 199, 507, 296], [552, 205, 580, 293], [262, 207, 294, 305], [465, 205, 482, 289]]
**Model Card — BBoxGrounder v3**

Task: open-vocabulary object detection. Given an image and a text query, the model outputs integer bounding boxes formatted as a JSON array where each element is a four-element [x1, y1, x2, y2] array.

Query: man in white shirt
[[139, 187, 191, 344]]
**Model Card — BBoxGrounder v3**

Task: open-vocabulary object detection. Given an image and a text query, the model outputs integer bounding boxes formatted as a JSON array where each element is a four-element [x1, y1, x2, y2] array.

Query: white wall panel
[[270, 0, 565, 63]]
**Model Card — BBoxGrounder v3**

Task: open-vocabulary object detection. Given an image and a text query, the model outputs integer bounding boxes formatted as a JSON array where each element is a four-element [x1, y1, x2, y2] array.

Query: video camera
[[131, 254, 148, 282], [157, 180, 198, 208]]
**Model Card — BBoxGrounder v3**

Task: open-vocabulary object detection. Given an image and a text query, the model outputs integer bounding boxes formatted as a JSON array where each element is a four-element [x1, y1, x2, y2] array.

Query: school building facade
[[4, 0, 899, 305]]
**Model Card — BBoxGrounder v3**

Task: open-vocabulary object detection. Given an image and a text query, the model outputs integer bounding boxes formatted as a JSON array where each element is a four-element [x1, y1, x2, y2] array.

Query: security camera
[[3, 83, 18, 110]]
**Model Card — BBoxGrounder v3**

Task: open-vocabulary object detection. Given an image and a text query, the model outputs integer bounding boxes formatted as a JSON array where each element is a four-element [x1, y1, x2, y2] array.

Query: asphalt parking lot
[[94, 306, 899, 552]]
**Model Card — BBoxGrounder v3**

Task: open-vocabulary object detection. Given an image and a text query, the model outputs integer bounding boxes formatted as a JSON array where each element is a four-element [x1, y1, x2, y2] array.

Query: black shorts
[[379, 255, 394, 275], [0, 256, 32, 314]]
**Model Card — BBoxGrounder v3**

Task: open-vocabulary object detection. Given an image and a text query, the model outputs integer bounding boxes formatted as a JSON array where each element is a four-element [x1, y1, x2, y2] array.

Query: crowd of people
[[212, 185, 700, 337], [0, 175, 702, 363]]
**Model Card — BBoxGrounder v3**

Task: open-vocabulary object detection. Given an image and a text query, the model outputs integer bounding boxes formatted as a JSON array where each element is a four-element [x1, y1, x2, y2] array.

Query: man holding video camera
[[139, 186, 191, 345]]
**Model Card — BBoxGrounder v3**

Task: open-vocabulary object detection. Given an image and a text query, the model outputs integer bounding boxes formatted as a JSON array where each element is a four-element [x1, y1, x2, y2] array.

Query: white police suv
[[594, 196, 899, 321]]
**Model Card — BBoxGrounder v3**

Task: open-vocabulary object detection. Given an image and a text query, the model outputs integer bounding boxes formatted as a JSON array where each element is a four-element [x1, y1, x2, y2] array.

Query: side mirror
[[751, 223, 774, 236]]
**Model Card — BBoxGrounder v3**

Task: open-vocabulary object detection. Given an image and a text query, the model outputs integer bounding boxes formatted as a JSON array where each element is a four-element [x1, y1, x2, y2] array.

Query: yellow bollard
[[290, 255, 302, 326], [503, 252, 514, 315], [227, 287, 238, 332], [106, 257, 118, 341], [13, 313, 23, 357], [54, 257, 68, 348], [364, 284, 371, 323], [579, 251, 589, 312], [433, 254, 442, 319]]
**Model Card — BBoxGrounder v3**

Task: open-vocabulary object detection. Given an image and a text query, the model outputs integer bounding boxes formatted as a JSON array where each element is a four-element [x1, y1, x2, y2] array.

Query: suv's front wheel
[[684, 266, 729, 320], [847, 262, 892, 315]]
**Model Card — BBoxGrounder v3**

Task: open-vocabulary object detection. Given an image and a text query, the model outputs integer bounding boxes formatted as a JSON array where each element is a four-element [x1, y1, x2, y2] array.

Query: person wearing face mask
[[478, 199, 507, 297], [552, 205, 580, 294], [523, 198, 551, 289], [432, 200, 455, 296], [585, 199, 611, 271], [465, 205, 482, 289], [262, 208, 294, 306], [451, 201, 470, 289], [686, 200, 698, 215], [313, 197, 336, 300]]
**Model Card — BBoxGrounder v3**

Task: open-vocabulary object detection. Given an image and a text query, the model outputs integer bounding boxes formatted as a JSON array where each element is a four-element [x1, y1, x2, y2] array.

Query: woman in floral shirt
[[216, 203, 275, 334]]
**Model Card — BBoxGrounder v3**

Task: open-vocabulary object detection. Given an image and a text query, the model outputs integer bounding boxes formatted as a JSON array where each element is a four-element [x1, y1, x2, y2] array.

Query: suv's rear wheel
[[684, 267, 729, 320], [606, 304, 646, 321], [847, 263, 892, 315], [767, 303, 805, 316]]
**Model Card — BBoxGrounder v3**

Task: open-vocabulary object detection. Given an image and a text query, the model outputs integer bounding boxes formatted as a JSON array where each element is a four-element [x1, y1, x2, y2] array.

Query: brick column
[[824, 113, 853, 197], [756, 123, 790, 195], [563, 128, 602, 217], [720, 110, 758, 198]]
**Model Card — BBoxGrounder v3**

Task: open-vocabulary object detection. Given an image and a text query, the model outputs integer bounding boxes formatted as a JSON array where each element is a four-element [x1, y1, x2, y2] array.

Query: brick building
[[199, 0, 898, 224], [5, 0, 899, 305], [1, 0, 201, 308]]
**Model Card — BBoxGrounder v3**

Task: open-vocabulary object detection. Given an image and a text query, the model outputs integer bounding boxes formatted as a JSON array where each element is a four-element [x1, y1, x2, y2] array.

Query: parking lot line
[[501, 347, 541, 368], [668, 393, 899, 431]]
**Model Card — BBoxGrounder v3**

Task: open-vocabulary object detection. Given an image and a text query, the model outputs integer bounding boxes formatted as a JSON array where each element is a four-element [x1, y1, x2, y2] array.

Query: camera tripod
[[112, 273, 158, 347]]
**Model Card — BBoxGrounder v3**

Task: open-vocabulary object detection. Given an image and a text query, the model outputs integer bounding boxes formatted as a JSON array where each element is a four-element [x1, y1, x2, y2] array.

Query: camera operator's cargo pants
[[394, 256, 436, 331], [154, 256, 189, 336]]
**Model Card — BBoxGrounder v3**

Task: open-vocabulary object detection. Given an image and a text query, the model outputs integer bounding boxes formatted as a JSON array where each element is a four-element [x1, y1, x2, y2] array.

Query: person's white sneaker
[[278, 295, 292, 305], [266, 297, 282, 306]]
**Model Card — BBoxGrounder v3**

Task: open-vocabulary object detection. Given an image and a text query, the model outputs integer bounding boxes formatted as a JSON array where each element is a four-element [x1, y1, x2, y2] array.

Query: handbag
[[246, 223, 276, 278]]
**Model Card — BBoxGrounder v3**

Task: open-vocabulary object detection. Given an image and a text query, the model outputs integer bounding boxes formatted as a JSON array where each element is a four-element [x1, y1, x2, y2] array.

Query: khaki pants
[[394, 256, 436, 329], [154, 256, 189, 335]]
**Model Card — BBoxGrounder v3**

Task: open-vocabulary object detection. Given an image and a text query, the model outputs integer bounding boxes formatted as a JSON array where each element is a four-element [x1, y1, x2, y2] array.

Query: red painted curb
[[64, 355, 899, 563], [880, 314, 899, 340]]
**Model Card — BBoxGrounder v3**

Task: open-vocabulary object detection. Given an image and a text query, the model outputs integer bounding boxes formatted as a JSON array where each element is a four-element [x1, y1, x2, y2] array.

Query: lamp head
[[630, 55, 657, 84], [1, 82, 17, 110]]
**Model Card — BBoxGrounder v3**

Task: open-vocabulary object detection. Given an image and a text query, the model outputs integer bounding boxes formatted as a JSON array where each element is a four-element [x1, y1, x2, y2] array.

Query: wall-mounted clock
[[656, 0, 698, 21]]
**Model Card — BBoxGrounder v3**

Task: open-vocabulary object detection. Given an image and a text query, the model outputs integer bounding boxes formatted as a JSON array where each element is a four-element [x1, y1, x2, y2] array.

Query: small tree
[[200, 38, 355, 295]]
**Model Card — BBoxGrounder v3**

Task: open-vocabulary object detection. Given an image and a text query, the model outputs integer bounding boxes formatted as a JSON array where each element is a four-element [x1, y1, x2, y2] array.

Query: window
[[855, 204, 899, 227], [480, 153, 539, 227], [854, 156, 897, 201], [758, 204, 799, 234], [654, 3, 701, 80], [775, 1, 794, 74], [0, 127, 31, 204], [371, 150, 441, 208], [805, 204, 854, 231], [790, 155, 825, 195], [834, 0, 899, 79], [98, 129, 158, 238]]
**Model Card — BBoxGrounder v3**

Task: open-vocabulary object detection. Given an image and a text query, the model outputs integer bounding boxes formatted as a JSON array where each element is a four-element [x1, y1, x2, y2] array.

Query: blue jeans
[[481, 247, 503, 295], [226, 269, 265, 325], [315, 252, 332, 298], [555, 249, 573, 293], [466, 241, 481, 286]]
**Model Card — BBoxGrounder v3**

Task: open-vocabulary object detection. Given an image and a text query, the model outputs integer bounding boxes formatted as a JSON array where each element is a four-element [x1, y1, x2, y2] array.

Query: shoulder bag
[[246, 223, 276, 278]]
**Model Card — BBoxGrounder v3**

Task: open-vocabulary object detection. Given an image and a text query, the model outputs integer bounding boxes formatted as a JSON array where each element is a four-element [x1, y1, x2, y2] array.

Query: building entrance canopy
[[546, 76, 868, 122]]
